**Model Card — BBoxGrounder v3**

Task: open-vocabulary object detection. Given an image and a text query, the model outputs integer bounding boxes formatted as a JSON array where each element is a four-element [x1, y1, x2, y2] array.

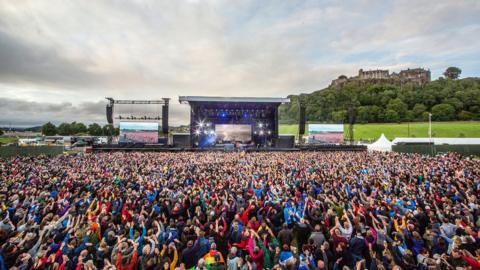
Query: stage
[[179, 96, 289, 148], [100, 95, 367, 152]]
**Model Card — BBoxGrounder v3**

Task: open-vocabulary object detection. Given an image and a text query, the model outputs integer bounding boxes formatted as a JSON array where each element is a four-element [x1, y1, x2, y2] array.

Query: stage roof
[[179, 96, 290, 104]]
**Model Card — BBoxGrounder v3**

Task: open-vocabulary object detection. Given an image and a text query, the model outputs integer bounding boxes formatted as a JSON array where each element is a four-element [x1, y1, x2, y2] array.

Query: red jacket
[[115, 250, 138, 270]]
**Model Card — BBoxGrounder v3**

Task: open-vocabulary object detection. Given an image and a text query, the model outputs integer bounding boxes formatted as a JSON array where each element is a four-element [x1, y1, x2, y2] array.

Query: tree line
[[279, 67, 480, 123], [41, 122, 119, 136]]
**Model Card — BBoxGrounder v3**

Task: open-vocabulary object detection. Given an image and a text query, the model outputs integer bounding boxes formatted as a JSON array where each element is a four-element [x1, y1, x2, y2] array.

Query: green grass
[[0, 137, 18, 144], [279, 121, 480, 141], [278, 124, 300, 135]]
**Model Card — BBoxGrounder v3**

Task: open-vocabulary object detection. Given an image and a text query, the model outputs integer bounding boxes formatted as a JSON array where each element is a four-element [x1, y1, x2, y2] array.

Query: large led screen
[[308, 124, 344, 143], [119, 122, 159, 144], [215, 124, 251, 142]]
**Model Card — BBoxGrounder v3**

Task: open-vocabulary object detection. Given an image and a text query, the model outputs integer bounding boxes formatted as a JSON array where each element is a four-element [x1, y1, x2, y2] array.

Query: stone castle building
[[358, 69, 390, 80], [331, 68, 431, 87]]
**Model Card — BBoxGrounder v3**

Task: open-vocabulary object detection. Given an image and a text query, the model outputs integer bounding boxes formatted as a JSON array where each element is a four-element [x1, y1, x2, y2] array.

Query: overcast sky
[[1, 0, 479, 127]]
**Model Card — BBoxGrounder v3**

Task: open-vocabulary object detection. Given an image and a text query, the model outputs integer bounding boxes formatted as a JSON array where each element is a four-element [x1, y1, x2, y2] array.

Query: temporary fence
[[0, 146, 64, 158]]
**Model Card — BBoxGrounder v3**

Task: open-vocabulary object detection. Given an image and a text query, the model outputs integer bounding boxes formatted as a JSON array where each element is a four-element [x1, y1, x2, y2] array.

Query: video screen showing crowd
[[307, 125, 344, 144], [119, 122, 160, 144], [1, 151, 479, 270]]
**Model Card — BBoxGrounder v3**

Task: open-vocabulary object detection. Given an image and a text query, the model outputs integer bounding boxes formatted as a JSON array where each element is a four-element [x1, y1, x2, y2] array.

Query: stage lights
[[194, 119, 216, 139], [254, 121, 271, 137]]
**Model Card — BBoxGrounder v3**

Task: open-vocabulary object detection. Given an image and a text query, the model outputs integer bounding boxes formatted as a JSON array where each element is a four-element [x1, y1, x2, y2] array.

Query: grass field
[[279, 121, 480, 141], [0, 137, 18, 144]]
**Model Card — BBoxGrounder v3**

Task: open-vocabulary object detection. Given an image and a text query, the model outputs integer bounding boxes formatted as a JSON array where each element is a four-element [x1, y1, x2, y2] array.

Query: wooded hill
[[279, 77, 480, 124]]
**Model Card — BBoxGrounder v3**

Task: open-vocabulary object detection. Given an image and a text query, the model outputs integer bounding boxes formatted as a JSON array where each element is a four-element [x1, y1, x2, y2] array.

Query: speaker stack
[[162, 103, 169, 134], [106, 105, 113, 124]]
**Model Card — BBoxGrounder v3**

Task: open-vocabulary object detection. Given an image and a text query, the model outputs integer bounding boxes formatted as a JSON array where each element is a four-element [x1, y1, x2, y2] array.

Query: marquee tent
[[368, 133, 392, 152]]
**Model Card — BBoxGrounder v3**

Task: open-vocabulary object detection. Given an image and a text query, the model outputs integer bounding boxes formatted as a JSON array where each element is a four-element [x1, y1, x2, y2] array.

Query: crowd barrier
[[93, 143, 367, 152], [0, 146, 64, 158], [298, 144, 367, 151], [392, 144, 480, 156]]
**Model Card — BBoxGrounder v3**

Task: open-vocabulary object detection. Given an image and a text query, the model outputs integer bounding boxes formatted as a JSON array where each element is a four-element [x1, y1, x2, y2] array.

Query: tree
[[444, 97, 463, 112], [0, 129, 4, 136], [443, 67, 461, 80], [386, 98, 408, 120], [405, 110, 415, 122], [357, 106, 372, 123], [419, 88, 438, 107], [57, 123, 71, 135], [88, 123, 103, 136], [331, 110, 346, 122], [385, 109, 400, 123], [102, 124, 117, 136], [357, 106, 380, 123], [379, 90, 397, 107], [41, 122, 57, 136], [431, 104, 456, 121], [421, 112, 431, 121], [458, 110, 474, 120], [70, 122, 87, 134], [412, 104, 426, 119]]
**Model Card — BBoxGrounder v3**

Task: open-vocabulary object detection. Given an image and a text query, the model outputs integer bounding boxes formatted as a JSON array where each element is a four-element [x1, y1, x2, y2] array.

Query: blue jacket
[[349, 236, 366, 256], [197, 237, 211, 258], [283, 204, 295, 225], [165, 227, 179, 244], [279, 251, 293, 265], [146, 190, 158, 203]]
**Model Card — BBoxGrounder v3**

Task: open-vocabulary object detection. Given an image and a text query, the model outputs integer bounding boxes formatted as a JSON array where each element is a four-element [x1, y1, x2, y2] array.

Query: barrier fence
[[0, 146, 64, 158], [392, 144, 480, 156]]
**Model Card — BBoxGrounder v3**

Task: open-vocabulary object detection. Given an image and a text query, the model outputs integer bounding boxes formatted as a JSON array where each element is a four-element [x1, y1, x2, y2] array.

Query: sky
[[1, 0, 479, 127]]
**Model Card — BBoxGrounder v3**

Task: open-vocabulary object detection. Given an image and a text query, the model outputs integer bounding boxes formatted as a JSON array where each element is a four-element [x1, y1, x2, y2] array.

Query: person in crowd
[[0, 151, 479, 270]]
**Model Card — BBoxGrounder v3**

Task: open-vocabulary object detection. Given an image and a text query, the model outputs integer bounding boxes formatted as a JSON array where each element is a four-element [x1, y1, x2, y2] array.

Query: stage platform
[[92, 144, 366, 152]]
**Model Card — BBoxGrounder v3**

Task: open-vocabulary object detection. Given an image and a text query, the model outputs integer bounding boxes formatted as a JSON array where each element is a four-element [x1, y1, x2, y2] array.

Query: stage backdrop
[[308, 124, 344, 143], [215, 124, 251, 142], [119, 122, 159, 144]]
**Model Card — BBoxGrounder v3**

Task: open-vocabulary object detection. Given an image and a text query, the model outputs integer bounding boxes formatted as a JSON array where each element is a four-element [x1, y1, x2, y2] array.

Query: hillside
[[279, 77, 480, 123]]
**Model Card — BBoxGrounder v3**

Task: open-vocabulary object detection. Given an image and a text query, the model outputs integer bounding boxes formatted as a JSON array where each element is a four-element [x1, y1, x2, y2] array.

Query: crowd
[[0, 151, 479, 270]]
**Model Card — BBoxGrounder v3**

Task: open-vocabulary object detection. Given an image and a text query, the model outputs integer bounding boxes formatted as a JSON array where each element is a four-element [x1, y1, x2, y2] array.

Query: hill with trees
[[279, 67, 480, 124], [41, 122, 119, 136]]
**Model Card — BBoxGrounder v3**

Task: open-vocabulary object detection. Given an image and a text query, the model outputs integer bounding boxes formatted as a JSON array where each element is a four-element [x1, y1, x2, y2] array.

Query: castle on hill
[[330, 68, 431, 88]]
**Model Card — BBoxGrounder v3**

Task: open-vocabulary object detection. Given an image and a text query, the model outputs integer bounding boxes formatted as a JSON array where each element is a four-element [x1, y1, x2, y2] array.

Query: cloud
[[0, 30, 101, 88], [0, 98, 101, 126], [0, 97, 190, 127], [0, 0, 479, 126]]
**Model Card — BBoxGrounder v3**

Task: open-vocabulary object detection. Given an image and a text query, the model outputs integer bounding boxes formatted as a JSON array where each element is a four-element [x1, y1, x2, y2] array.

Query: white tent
[[368, 133, 392, 152]]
